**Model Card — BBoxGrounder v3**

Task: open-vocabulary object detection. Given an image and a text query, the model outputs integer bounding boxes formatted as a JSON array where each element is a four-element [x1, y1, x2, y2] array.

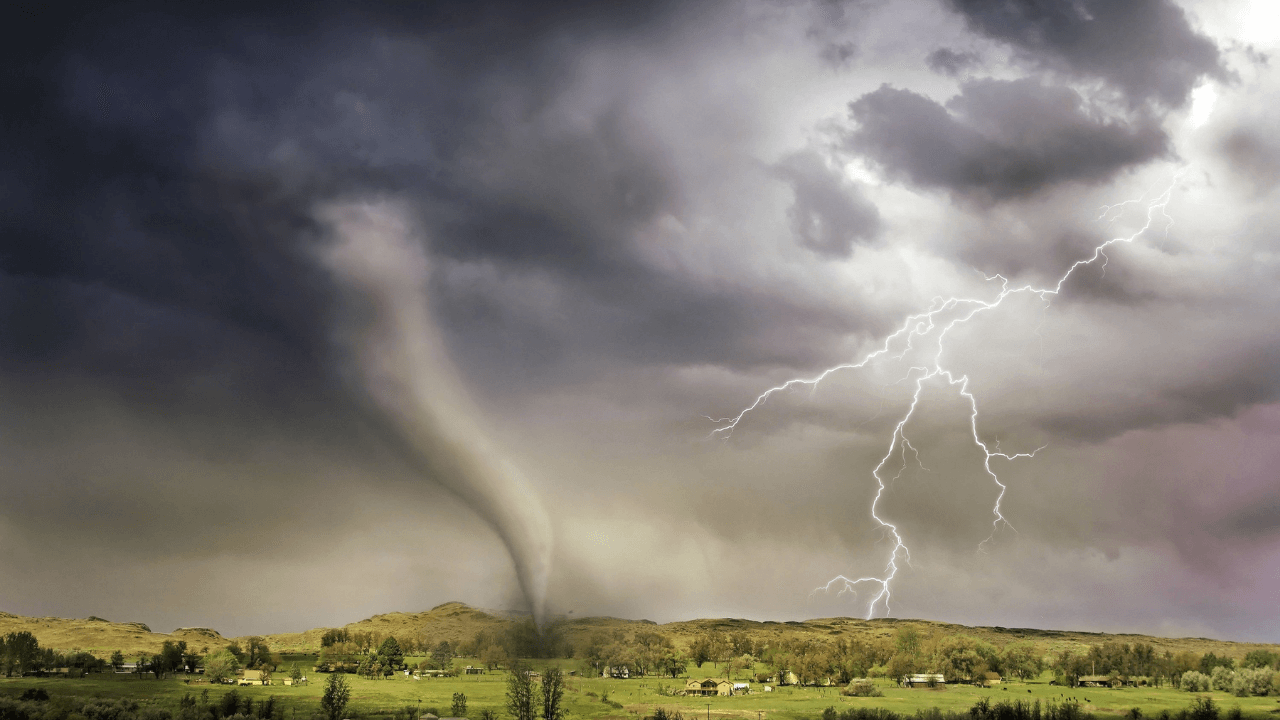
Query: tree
[[321, 672, 351, 720], [432, 641, 454, 672], [481, 642, 511, 671], [244, 637, 273, 669], [541, 667, 564, 720], [157, 640, 187, 679], [204, 649, 241, 684], [506, 663, 539, 720], [290, 664, 303, 684], [894, 627, 921, 657], [1241, 651, 1277, 670], [1200, 653, 1233, 674], [452, 692, 468, 717], [690, 636, 711, 668], [379, 637, 405, 670], [110, 650, 125, 672], [999, 641, 1041, 681], [4, 632, 39, 676]]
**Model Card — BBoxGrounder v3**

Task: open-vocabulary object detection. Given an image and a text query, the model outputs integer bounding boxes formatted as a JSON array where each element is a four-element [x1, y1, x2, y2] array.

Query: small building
[[464, 666, 486, 675], [902, 674, 945, 688], [1078, 675, 1117, 688], [239, 670, 270, 686], [602, 665, 630, 679], [974, 672, 1002, 687], [732, 683, 750, 695]]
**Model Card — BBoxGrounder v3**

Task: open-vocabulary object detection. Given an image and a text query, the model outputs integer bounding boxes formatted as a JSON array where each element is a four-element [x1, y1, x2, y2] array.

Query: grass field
[[3, 659, 1278, 720]]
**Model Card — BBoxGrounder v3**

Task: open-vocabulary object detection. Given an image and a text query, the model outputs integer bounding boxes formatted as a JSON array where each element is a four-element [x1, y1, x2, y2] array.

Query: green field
[[4, 659, 1278, 720]]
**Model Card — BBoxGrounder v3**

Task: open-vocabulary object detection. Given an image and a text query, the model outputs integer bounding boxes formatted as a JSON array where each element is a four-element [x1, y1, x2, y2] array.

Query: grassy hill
[[3, 603, 1277, 662], [0, 611, 225, 657]]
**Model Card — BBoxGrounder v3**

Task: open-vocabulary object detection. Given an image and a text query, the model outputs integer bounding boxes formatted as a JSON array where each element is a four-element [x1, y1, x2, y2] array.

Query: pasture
[[3, 660, 1279, 720]]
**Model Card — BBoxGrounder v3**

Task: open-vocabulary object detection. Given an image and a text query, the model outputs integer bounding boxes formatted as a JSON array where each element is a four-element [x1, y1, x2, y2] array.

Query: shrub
[[1188, 696, 1218, 720], [1181, 672, 1211, 693], [842, 680, 882, 697], [1229, 668, 1272, 697], [1209, 667, 1234, 692]]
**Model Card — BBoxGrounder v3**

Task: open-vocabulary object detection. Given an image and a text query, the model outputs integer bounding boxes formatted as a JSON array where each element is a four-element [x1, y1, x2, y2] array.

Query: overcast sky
[[3, 0, 1279, 643]]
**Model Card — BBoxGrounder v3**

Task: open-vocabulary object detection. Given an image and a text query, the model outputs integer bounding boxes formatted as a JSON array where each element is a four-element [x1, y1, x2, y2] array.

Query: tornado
[[316, 198, 552, 626]]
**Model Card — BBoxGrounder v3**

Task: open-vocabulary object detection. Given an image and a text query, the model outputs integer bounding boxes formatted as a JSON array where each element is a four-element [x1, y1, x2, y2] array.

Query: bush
[[18, 689, 49, 702], [1181, 672, 1211, 693], [1229, 668, 1271, 697], [842, 680, 882, 697], [1188, 696, 1218, 720], [1209, 667, 1234, 692]]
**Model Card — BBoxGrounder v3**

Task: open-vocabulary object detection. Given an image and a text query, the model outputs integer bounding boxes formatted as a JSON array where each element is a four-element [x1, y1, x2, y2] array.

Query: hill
[[0, 611, 225, 657], [3, 603, 1277, 662]]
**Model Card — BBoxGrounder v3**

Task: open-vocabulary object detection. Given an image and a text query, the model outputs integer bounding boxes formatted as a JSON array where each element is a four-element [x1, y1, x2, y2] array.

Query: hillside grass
[[7, 603, 1276, 665]]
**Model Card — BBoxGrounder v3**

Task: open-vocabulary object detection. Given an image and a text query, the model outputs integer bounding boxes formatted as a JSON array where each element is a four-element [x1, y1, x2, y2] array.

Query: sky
[[2, 0, 1279, 643]]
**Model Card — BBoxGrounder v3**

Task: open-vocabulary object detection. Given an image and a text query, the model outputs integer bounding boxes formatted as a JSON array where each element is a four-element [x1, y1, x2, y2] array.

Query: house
[[686, 679, 719, 697], [1078, 676, 1116, 688], [239, 670, 269, 686], [464, 666, 486, 675], [976, 672, 1002, 687], [685, 679, 737, 697], [902, 674, 945, 688], [602, 666, 630, 679]]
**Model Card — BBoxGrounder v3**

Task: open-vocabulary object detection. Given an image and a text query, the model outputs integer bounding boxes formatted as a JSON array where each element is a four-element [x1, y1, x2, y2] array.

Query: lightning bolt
[[713, 174, 1181, 619]]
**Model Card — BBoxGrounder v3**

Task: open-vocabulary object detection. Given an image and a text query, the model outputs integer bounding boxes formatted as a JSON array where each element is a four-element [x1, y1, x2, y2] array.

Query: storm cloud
[[844, 79, 1171, 201], [2, 0, 1279, 643]]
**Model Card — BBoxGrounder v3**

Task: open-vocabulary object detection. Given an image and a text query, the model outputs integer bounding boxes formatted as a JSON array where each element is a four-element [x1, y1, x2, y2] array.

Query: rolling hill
[[3, 603, 1277, 662]]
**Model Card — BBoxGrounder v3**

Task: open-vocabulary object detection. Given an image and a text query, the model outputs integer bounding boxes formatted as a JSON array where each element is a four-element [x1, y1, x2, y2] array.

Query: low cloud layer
[[1, 0, 1278, 642]]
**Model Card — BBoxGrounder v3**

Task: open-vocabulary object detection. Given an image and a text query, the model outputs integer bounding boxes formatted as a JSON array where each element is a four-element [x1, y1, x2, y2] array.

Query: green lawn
[[3, 663, 1278, 720]]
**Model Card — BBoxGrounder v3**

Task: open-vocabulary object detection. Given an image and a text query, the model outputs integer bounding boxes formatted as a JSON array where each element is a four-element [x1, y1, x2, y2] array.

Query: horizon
[[2, 0, 1278, 643]]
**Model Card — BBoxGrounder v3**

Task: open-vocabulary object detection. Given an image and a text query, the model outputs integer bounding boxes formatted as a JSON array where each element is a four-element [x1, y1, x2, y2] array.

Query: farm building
[[464, 666, 486, 674], [239, 670, 269, 686], [602, 666, 630, 679], [902, 674, 945, 688]]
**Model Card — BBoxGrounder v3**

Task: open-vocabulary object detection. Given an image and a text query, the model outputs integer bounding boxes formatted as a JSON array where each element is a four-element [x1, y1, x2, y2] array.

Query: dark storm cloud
[[1211, 496, 1280, 542], [843, 79, 1170, 201], [925, 47, 981, 77], [1218, 127, 1280, 195], [771, 150, 881, 258], [945, 0, 1226, 107]]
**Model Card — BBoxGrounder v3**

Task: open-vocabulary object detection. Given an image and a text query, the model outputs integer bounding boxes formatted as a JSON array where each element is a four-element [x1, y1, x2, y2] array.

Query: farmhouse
[[602, 666, 630, 679], [685, 679, 736, 696], [464, 666, 486, 675], [1078, 675, 1120, 688], [239, 670, 269, 686]]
